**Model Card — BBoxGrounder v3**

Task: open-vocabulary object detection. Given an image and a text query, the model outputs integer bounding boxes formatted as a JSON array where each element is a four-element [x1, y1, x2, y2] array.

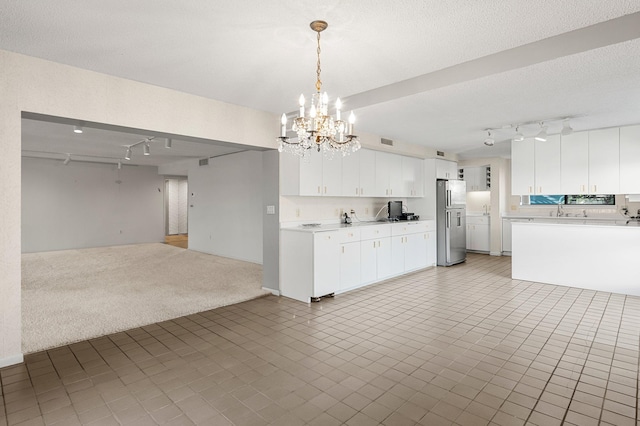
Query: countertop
[[281, 219, 434, 233], [510, 218, 640, 227]]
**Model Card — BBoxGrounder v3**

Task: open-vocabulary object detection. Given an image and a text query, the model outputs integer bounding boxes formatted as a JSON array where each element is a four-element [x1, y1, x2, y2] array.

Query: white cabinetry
[[466, 216, 490, 252], [360, 225, 392, 284], [341, 151, 360, 197], [358, 149, 376, 197], [280, 221, 436, 303], [502, 219, 512, 254], [511, 138, 535, 195], [461, 166, 490, 192], [620, 125, 640, 194], [560, 132, 589, 194], [534, 135, 561, 195], [435, 159, 458, 180], [402, 156, 424, 197], [339, 229, 361, 291], [281, 152, 342, 196], [374, 152, 403, 197], [588, 128, 619, 194]]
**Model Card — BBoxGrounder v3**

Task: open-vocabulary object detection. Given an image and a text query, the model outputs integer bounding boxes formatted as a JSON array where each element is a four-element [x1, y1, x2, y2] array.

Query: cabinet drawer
[[337, 228, 361, 243], [360, 224, 391, 240], [391, 221, 428, 235], [467, 216, 489, 225]]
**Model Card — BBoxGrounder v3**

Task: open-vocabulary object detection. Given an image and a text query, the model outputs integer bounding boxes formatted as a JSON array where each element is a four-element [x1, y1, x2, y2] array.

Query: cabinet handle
[[538, 187, 542, 193], [317, 186, 321, 194], [593, 185, 597, 193], [356, 187, 359, 195], [342, 246, 344, 254], [529, 186, 532, 194], [581, 185, 585, 192], [390, 189, 393, 195], [324, 186, 327, 194], [360, 188, 364, 195], [373, 241, 376, 249]]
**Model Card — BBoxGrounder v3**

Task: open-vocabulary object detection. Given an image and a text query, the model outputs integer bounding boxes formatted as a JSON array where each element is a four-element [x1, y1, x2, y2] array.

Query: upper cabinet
[[460, 166, 491, 192], [513, 126, 627, 196], [435, 159, 458, 180], [620, 125, 640, 194], [281, 148, 423, 198]]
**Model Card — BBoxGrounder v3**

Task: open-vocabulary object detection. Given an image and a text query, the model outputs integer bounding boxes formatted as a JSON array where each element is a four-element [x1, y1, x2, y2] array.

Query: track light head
[[484, 130, 495, 146], [165, 138, 172, 149], [73, 125, 83, 134], [561, 119, 573, 136], [513, 126, 525, 142], [124, 147, 132, 161], [534, 123, 548, 142], [143, 142, 150, 156]]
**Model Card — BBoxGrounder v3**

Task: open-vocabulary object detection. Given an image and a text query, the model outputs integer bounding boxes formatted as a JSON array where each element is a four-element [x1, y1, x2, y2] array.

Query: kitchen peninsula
[[512, 220, 640, 296]]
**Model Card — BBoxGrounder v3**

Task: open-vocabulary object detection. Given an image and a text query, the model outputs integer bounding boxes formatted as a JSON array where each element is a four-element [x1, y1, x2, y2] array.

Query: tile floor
[[2, 253, 639, 426]]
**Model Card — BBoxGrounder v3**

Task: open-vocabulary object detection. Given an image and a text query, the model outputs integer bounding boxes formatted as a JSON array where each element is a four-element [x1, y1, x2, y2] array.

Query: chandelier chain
[[315, 31, 322, 93]]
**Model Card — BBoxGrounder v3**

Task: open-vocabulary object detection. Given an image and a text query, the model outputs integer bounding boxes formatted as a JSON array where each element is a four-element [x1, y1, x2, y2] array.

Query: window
[[523, 194, 615, 206]]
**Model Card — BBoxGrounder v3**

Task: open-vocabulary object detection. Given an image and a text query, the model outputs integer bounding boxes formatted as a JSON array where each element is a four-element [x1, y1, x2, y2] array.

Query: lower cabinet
[[466, 216, 490, 252], [281, 220, 436, 303]]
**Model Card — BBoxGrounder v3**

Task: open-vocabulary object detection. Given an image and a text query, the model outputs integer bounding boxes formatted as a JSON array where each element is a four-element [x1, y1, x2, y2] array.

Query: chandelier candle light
[[278, 20, 360, 158]]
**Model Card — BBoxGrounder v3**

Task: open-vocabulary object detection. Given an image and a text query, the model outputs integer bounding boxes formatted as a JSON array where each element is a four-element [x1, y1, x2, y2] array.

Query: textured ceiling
[[3, 1, 640, 162]]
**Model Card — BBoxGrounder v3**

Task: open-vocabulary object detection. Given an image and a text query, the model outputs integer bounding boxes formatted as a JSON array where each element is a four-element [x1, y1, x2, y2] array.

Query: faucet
[[483, 204, 489, 215], [556, 204, 564, 217], [582, 209, 587, 218]]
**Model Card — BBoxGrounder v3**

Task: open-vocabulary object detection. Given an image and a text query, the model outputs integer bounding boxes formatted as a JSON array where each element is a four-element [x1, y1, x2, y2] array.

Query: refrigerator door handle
[[446, 190, 451, 207], [446, 211, 451, 229]]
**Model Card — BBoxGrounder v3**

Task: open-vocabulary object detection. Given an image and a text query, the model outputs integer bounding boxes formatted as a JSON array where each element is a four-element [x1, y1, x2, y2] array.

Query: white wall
[[188, 151, 263, 264], [22, 158, 164, 252], [0, 49, 276, 367]]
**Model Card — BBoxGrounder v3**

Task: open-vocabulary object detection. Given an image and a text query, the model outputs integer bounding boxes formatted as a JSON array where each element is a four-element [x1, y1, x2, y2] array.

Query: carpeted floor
[[21, 243, 268, 354]]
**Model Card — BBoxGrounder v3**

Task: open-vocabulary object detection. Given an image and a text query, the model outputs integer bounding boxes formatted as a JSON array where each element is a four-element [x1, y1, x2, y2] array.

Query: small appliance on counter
[[387, 201, 419, 221]]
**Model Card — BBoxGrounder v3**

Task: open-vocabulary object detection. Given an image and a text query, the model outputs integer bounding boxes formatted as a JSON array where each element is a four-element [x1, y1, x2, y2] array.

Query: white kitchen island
[[512, 220, 640, 296]]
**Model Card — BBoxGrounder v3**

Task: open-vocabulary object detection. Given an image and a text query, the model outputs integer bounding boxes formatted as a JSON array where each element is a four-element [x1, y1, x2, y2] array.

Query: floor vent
[[381, 138, 394, 146], [437, 151, 445, 157], [199, 158, 209, 166]]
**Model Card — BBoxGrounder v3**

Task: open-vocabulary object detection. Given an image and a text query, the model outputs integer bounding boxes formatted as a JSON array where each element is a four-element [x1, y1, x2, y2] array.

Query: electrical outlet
[[350, 209, 355, 215]]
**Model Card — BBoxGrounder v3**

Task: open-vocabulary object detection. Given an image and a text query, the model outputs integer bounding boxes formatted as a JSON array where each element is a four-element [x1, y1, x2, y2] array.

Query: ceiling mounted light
[[165, 138, 172, 148], [513, 126, 524, 142], [63, 153, 71, 165], [73, 125, 83, 134], [561, 119, 573, 136], [278, 20, 360, 158], [535, 123, 548, 142], [143, 141, 150, 156], [484, 130, 495, 146], [124, 147, 132, 160]]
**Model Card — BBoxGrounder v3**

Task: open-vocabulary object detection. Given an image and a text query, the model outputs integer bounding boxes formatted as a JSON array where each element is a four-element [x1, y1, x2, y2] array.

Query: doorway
[[165, 177, 189, 248]]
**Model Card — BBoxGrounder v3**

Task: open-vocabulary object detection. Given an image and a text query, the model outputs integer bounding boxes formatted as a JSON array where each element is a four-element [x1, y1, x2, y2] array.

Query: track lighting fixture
[[143, 141, 150, 156], [513, 126, 524, 142], [484, 130, 495, 146], [165, 138, 172, 149], [73, 125, 83, 134], [124, 147, 132, 160], [561, 119, 573, 136], [63, 154, 71, 165], [535, 123, 548, 142]]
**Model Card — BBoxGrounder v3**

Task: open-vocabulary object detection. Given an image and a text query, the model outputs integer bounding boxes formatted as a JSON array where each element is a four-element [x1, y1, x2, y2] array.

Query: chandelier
[[278, 20, 360, 158]]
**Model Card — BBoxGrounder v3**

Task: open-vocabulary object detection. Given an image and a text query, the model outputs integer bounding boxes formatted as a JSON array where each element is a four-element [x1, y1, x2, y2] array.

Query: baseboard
[[490, 251, 502, 256], [0, 353, 24, 368], [262, 287, 280, 296]]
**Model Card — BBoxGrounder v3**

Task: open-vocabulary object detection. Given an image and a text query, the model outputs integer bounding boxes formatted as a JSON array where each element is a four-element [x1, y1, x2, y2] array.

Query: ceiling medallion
[[278, 20, 360, 158]]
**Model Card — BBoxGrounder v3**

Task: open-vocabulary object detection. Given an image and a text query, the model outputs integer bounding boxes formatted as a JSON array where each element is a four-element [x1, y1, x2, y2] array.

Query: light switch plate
[[266, 205, 275, 215]]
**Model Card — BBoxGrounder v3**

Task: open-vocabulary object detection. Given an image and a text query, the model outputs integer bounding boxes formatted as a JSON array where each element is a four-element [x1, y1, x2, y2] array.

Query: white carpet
[[22, 243, 269, 354]]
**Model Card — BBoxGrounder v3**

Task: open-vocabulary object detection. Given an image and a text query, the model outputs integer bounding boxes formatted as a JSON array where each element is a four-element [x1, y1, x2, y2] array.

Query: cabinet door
[[511, 138, 535, 195], [535, 134, 561, 194], [299, 153, 324, 196], [588, 128, 619, 194], [376, 238, 393, 279], [360, 240, 378, 283], [560, 132, 589, 194], [390, 235, 406, 276], [340, 242, 360, 291], [502, 220, 512, 253], [322, 156, 343, 196], [620, 125, 640, 194], [358, 149, 376, 197], [436, 159, 457, 179], [341, 151, 360, 197], [405, 232, 428, 271], [374, 152, 391, 196], [466, 224, 473, 249], [425, 231, 436, 266], [403, 156, 424, 197], [475, 224, 490, 252], [313, 232, 340, 297], [388, 154, 403, 197]]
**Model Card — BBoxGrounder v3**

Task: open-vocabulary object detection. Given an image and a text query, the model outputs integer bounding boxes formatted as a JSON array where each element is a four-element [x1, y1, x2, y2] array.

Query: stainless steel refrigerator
[[436, 179, 467, 266]]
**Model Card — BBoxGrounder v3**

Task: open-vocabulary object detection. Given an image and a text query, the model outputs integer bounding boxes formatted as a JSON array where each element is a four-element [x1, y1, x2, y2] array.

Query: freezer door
[[446, 180, 467, 208], [446, 209, 467, 265]]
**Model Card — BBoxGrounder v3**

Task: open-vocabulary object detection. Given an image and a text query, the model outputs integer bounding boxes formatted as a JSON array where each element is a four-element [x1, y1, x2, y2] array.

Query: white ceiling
[[3, 1, 640, 163]]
